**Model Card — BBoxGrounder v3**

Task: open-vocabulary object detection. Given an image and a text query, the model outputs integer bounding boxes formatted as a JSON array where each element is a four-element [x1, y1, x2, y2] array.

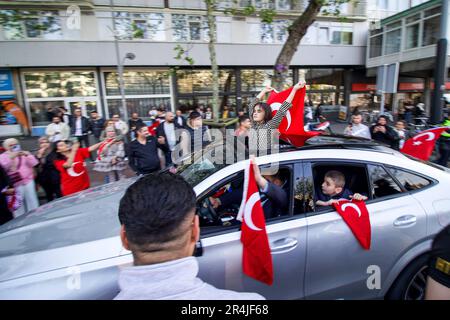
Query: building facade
[[0, 0, 430, 136]]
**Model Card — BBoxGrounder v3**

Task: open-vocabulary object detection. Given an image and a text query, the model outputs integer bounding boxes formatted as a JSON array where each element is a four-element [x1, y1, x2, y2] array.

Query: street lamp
[[117, 52, 135, 123]]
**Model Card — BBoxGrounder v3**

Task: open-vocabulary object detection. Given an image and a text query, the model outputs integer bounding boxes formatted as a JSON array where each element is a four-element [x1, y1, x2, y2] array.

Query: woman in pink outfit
[[0, 138, 39, 217]]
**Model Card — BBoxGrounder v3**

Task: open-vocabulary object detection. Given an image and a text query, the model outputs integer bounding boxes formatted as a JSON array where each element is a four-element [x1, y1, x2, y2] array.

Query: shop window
[[241, 69, 293, 92], [104, 71, 170, 96], [29, 101, 65, 126], [107, 97, 171, 120], [24, 72, 97, 99], [176, 70, 235, 94]]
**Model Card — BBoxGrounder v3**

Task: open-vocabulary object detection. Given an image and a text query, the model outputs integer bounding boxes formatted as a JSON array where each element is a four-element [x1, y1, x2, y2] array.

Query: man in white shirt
[[344, 113, 371, 139], [156, 111, 182, 167], [112, 114, 129, 136], [45, 116, 70, 143]]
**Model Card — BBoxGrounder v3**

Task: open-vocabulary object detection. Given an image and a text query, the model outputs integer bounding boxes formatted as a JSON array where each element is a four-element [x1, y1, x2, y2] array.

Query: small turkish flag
[[333, 200, 371, 250], [401, 127, 449, 161], [148, 119, 162, 136], [237, 160, 273, 285]]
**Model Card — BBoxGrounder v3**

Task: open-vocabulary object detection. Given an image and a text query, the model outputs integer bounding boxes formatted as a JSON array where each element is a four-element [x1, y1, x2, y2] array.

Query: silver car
[[0, 136, 449, 300]]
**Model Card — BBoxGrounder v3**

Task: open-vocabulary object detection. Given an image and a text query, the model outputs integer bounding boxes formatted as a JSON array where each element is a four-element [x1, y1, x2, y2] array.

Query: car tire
[[385, 253, 430, 300]]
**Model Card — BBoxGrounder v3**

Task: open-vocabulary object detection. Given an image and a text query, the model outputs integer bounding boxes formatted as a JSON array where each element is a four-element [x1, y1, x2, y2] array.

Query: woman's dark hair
[[377, 115, 389, 124], [252, 102, 272, 123], [53, 140, 72, 160], [118, 172, 196, 250]]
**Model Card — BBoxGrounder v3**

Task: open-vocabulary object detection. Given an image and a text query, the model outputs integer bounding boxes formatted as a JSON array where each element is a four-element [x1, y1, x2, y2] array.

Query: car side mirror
[[193, 240, 203, 257]]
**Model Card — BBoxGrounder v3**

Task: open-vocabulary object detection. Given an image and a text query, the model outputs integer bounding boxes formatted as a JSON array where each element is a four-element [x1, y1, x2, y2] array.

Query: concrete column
[[424, 77, 432, 117]]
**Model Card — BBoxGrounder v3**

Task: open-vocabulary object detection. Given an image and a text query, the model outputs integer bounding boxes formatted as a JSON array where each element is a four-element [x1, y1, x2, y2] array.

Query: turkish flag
[[267, 87, 321, 146], [333, 200, 371, 250], [237, 160, 273, 285], [401, 127, 449, 161], [148, 119, 162, 136]]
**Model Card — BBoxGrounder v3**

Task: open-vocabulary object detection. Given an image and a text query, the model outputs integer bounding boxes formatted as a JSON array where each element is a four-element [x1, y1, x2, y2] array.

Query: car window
[[367, 164, 402, 199], [386, 167, 432, 191], [197, 165, 293, 232], [310, 162, 370, 212], [293, 162, 313, 215]]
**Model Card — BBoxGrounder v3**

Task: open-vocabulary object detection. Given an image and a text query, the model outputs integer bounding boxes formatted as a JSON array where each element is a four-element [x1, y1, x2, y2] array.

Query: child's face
[[322, 177, 342, 196]]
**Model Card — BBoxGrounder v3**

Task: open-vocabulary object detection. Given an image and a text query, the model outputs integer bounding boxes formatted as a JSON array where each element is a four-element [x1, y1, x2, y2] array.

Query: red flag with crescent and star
[[401, 127, 449, 161], [237, 160, 273, 285], [332, 200, 371, 250], [266, 87, 321, 147]]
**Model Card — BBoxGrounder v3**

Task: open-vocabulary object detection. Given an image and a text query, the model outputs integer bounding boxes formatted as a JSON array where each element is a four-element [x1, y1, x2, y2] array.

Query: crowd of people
[[1, 87, 450, 226]]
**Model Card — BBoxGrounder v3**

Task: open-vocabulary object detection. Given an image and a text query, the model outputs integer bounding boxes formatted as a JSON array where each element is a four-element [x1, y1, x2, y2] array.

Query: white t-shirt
[[164, 122, 177, 151], [75, 117, 82, 136]]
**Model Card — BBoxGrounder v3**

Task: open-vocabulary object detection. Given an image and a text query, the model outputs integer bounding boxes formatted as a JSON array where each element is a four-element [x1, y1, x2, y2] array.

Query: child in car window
[[315, 170, 367, 207]]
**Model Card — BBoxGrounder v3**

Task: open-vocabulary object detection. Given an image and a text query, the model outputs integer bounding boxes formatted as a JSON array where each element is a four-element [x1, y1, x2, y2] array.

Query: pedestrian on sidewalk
[[35, 136, 61, 202]]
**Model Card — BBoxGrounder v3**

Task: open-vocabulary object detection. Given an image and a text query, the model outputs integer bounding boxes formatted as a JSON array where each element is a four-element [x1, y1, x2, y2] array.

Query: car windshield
[[177, 138, 246, 186]]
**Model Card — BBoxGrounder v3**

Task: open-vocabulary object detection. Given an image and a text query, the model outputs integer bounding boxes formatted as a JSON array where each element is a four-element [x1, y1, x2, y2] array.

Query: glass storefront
[[23, 70, 100, 127], [103, 69, 172, 120], [177, 69, 236, 94]]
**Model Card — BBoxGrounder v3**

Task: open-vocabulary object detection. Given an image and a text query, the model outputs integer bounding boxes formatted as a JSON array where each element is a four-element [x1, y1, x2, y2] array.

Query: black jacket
[[89, 118, 106, 139], [126, 137, 169, 175], [370, 124, 399, 148], [128, 118, 145, 132], [0, 165, 13, 225], [219, 181, 288, 220], [175, 115, 187, 128], [70, 116, 91, 136]]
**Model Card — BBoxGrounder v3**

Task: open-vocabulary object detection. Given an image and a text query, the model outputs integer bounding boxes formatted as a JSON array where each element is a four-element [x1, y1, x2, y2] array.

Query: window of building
[[369, 34, 383, 57], [385, 28, 401, 54], [172, 14, 210, 42], [24, 72, 96, 99], [422, 14, 440, 47], [107, 98, 171, 119], [424, 6, 441, 18], [177, 70, 236, 95], [1, 10, 62, 40], [331, 31, 353, 45], [405, 23, 419, 49], [386, 167, 432, 191], [277, 0, 292, 11], [260, 20, 289, 44], [318, 27, 329, 44], [114, 12, 165, 40], [255, 0, 276, 9], [104, 71, 170, 96], [377, 0, 389, 10]]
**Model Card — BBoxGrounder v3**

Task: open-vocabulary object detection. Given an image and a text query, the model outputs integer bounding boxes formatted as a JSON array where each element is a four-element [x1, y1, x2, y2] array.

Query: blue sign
[[0, 69, 15, 99]]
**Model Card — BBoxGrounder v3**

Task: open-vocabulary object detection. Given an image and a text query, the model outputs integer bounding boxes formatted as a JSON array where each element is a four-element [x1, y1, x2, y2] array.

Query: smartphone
[[11, 145, 21, 152]]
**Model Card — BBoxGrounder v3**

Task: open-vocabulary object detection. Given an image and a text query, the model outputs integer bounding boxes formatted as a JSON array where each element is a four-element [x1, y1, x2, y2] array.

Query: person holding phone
[[344, 113, 371, 139], [0, 138, 39, 217]]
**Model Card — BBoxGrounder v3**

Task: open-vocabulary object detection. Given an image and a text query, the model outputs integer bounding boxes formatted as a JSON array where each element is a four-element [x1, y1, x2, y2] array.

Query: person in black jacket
[[126, 123, 168, 175], [70, 108, 92, 160], [128, 112, 144, 141], [209, 156, 288, 220], [156, 111, 183, 168], [0, 164, 14, 225], [175, 109, 187, 128], [89, 111, 105, 143], [370, 115, 399, 149], [35, 137, 62, 202]]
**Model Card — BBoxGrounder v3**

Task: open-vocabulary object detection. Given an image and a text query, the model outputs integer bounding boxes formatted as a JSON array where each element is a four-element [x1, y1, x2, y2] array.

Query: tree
[[272, 0, 352, 90]]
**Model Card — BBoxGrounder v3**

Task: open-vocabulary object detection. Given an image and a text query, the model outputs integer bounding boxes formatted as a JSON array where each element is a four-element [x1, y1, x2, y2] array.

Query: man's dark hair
[[189, 111, 202, 120], [352, 112, 362, 117], [135, 122, 147, 133], [252, 102, 272, 123], [238, 115, 250, 124], [90, 110, 98, 114], [118, 173, 196, 251]]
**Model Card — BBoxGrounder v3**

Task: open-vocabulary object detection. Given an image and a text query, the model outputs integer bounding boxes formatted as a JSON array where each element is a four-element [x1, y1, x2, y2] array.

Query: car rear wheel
[[386, 253, 430, 300]]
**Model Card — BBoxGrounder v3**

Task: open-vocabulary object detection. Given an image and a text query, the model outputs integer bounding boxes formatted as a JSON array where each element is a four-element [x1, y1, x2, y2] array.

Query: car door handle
[[393, 215, 417, 227], [270, 238, 298, 254]]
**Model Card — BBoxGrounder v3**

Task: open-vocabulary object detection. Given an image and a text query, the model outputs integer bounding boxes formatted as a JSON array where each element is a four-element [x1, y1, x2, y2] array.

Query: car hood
[[0, 178, 138, 282]]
